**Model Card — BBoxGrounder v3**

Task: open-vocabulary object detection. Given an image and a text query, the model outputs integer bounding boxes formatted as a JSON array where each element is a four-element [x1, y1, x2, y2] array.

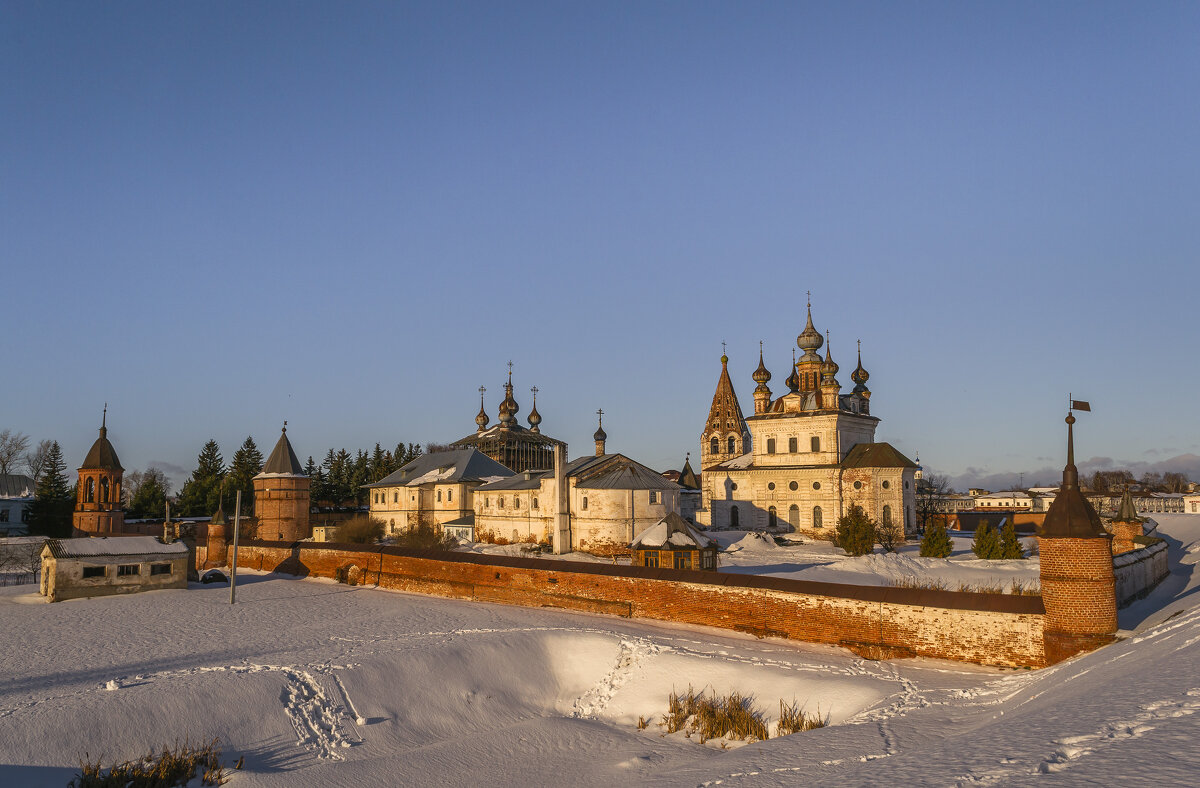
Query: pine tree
[[999, 521, 1025, 560], [178, 440, 225, 516], [27, 441, 73, 537], [835, 504, 876, 556], [919, 521, 954, 558], [126, 467, 169, 519], [971, 521, 1002, 559], [227, 436, 264, 515]]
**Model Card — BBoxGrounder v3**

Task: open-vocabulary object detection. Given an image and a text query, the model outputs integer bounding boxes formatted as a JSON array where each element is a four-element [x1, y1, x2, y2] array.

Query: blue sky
[[4, 1, 1198, 492]]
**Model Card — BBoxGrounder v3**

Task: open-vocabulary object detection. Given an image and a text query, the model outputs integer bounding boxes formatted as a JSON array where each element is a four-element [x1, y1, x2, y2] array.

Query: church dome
[[593, 423, 607, 442], [752, 344, 772, 385], [81, 411, 123, 471], [822, 335, 839, 378], [851, 341, 870, 389], [796, 304, 823, 357]]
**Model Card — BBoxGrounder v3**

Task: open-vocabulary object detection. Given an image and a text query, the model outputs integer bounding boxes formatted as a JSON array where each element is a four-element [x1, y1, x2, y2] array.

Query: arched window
[[768, 506, 777, 528], [582, 497, 588, 510], [514, 497, 519, 509], [499, 497, 504, 508], [788, 437, 798, 453], [813, 506, 823, 528], [100, 477, 109, 503], [767, 438, 776, 454], [727, 437, 736, 454], [811, 436, 821, 452], [86, 478, 95, 503], [437, 490, 442, 502], [447, 489, 452, 502], [789, 504, 799, 528], [730, 505, 740, 527], [532, 497, 538, 508], [710, 437, 719, 455], [883, 505, 892, 526]]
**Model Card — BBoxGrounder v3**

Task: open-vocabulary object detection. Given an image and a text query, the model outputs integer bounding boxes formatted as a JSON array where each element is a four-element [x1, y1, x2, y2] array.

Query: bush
[[971, 522, 1002, 559], [71, 739, 227, 787], [919, 522, 953, 558], [874, 521, 904, 553], [999, 521, 1025, 559], [392, 520, 457, 550], [835, 504, 875, 556], [336, 515, 386, 544]]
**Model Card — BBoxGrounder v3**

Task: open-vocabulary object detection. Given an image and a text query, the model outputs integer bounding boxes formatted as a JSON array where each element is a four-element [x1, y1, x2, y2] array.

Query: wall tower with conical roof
[[74, 406, 125, 536], [701, 351, 750, 471], [252, 423, 311, 542], [1038, 411, 1117, 664]]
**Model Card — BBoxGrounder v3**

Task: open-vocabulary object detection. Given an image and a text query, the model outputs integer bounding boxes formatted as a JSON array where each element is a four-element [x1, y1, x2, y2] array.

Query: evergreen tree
[[351, 450, 370, 506], [227, 436, 264, 515], [971, 521, 1002, 559], [27, 441, 73, 537], [999, 521, 1025, 560], [835, 504, 876, 557], [370, 443, 388, 483], [126, 467, 169, 519], [919, 521, 953, 558], [178, 440, 225, 516]]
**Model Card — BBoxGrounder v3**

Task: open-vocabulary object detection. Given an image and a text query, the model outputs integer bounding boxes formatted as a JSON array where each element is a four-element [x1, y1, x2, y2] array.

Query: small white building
[[40, 536, 188, 602], [0, 474, 35, 537], [1184, 492, 1200, 514]]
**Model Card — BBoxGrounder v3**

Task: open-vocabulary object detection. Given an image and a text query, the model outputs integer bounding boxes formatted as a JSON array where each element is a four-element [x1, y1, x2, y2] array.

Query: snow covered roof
[[0, 474, 34, 499], [475, 453, 681, 492], [630, 512, 715, 549], [45, 536, 187, 559], [366, 448, 515, 488]]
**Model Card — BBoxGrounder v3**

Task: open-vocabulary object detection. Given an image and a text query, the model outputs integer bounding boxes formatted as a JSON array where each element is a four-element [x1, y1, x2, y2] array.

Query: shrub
[[336, 515, 385, 544], [777, 699, 826, 735], [392, 520, 456, 550], [971, 522, 1001, 559], [999, 521, 1025, 559], [835, 504, 876, 556], [919, 522, 953, 558], [874, 521, 904, 553], [71, 739, 227, 787]]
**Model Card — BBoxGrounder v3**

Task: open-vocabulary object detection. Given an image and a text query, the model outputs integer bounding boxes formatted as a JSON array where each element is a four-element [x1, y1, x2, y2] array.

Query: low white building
[[364, 449, 514, 535], [0, 474, 34, 537], [40, 536, 188, 602], [1184, 492, 1200, 514]]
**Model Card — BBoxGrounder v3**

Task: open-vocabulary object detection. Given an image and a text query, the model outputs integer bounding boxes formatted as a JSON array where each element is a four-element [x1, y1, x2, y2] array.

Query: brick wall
[[228, 541, 1047, 668]]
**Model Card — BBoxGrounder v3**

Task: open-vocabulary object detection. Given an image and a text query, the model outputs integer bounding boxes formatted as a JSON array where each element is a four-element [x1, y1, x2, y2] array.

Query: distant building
[[74, 408, 125, 536], [474, 423, 682, 553], [0, 474, 34, 536], [449, 369, 566, 472], [40, 536, 187, 602], [674, 455, 701, 524], [630, 512, 718, 571], [1185, 492, 1200, 514], [366, 448, 514, 535]]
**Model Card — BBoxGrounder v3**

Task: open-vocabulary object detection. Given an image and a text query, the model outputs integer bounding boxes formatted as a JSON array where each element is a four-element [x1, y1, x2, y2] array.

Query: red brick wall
[[1040, 537, 1117, 663], [231, 541, 1048, 668], [252, 477, 310, 542]]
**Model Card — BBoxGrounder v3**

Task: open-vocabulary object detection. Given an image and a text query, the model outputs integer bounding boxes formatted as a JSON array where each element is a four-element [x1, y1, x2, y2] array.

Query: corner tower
[[74, 406, 125, 536], [253, 423, 311, 542], [1038, 410, 1117, 664], [701, 351, 750, 470]]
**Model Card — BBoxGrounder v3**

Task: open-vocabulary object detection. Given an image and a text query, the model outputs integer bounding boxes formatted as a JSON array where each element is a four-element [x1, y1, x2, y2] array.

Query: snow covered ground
[[1, 515, 1198, 787]]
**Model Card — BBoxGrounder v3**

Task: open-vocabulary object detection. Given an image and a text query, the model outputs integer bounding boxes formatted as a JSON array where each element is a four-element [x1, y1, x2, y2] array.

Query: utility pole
[[230, 490, 241, 604]]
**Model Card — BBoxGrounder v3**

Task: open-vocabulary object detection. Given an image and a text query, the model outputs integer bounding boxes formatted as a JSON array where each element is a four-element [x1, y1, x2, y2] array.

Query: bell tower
[[74, 406, 125, 536], [701, 348, 749, 470]]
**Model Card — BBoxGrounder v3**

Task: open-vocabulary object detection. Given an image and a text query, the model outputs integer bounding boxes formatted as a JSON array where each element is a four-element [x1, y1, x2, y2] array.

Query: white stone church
[[698, 302, 917, 537]]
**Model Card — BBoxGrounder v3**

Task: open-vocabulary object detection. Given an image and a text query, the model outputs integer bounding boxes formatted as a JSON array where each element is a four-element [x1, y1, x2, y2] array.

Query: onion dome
[[475, 387, 490, 432], [796, 301, 823, 359], [752, 342, 772, 386], [821, 332, 839, 379], [499, 366, 519, 427], [593, 411, 607, 442], [851, 340, 870, 393], [527, 386, 542, 433], [785, 348, 800, 393]]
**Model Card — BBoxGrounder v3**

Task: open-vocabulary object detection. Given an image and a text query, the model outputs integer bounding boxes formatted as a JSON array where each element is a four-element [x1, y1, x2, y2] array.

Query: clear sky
[[4, 1, 1198, 492]]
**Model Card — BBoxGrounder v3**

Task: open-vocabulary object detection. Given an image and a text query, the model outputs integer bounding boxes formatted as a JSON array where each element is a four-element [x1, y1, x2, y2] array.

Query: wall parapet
[[1113, 540, 1169, 607], [228, 540, 1047, 668]]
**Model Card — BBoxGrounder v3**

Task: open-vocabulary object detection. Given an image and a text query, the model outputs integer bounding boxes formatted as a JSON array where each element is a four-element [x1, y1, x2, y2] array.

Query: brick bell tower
[[253, 423, 311, 542], [1038, 410, 1117, 664], [74, 406, 125, 536]]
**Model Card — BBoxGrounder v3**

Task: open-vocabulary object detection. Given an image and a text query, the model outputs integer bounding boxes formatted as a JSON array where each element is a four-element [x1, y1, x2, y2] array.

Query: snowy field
[[1, 515, 1198, 787]]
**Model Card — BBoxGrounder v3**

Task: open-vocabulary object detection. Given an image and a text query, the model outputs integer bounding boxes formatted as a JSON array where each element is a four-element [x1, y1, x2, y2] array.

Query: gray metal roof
[[260, 428, 305, 476], [474, 453, 681, 492], [366, 448, 515, 488], [46, 536, 187, 559], [841, 442, 917, 469], [0, 474, 35, 498]]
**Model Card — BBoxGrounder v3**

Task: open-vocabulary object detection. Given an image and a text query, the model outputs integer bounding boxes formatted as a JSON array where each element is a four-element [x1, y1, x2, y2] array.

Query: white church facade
[[699, 302, 918, 537]]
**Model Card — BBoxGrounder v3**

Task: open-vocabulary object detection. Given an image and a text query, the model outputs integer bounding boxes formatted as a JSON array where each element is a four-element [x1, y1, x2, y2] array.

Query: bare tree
[[1162, 472, 1190, 493], [24, 439, 52, 485], [916, 472, 950, 532], [0, 430, 31, 477]]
